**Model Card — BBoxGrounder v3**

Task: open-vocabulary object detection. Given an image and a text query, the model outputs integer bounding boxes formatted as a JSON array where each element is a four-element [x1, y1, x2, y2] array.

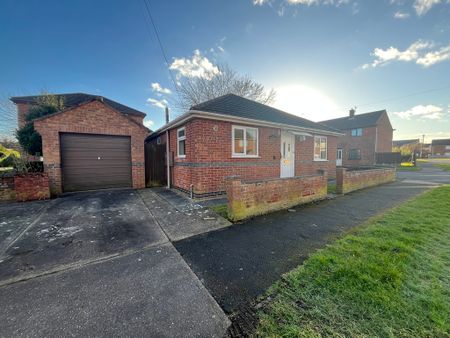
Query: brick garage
[[146, 94, 341, 197], [12, 94, 149, 195]]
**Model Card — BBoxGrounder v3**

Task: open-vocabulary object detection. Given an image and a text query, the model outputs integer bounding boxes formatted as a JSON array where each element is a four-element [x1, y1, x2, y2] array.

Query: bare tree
[[175, 64, 276, 110]]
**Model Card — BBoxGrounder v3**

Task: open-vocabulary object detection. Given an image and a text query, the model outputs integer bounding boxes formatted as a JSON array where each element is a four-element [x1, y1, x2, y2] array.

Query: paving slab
[[139, 188, 230, 242], [175, 171, 450, 313], [0, 189, 168, 283], [0, 243, 230, 338]]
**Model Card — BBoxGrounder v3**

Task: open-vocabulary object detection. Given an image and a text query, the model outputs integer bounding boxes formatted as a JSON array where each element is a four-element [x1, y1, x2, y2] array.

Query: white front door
[[336, 148, 343, 166], [280, 131, 295, 178]]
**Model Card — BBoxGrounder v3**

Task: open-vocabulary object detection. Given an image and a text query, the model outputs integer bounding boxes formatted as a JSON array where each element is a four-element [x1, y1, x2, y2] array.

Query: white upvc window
[[177, 127, 186, 158], [314, 136, 327, 161], [232, 126, 258, 157]]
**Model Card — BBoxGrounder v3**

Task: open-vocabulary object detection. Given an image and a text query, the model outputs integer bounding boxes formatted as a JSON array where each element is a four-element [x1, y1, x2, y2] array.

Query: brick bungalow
[[431, 139, 450, 157], [320, 109, 393, 167], [145, 94, 343, 197], [11, 93, 150, 195]]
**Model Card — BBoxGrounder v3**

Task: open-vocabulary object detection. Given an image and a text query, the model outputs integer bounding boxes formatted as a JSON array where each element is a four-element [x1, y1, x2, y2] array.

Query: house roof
[[393, 139, 420, 147], [10, 93, 146, 117], [431, 138, 450, 145], [320, 110, 386, 130], [190, 94, 339, 134]]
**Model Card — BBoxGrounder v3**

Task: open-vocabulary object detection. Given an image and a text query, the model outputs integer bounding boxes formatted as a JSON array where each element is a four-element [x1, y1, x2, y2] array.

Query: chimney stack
[[165, 106, 169, 124], [349, 108, 355, 118]]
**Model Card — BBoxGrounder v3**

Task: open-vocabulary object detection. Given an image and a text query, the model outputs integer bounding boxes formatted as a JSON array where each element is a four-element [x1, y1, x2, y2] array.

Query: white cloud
[[393, 104, 445, 120], [413, 0, 442, 16], [285, 0, 349, 5], [253, 0, 350, 6], [416, 45, 450, 67], [147, 98, 168, 109], [143, 119, 154, 129], [394, 11, 410, 18], [151, 82, 171, 95], [362, 40, 450, 69], [169, 49, 220, 80]]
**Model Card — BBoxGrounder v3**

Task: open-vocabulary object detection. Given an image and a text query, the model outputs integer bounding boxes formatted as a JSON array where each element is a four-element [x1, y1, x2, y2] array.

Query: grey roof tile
[[191, 94, 339, 133], [10, 93, 146, 117]]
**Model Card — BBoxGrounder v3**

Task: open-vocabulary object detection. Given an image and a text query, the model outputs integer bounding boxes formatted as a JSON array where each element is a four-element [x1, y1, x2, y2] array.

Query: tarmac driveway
[[176, 165, 450, 314], [0, 190, 167, 283], [0, 189, 229, 337]]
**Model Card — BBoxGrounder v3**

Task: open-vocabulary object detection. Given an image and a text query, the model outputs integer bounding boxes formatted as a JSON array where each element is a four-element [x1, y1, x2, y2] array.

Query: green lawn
[[256, 186, 450, 337]]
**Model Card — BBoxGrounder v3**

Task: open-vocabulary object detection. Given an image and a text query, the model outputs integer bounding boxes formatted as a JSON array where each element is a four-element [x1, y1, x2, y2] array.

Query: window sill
[[177, 155, 186, 159], [231, 155, 260, 159], [313, 159, 329, 162]]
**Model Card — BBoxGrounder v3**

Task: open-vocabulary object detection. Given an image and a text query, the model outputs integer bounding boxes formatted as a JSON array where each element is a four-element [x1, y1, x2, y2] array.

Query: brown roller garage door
[[60, 133, 132, 192]]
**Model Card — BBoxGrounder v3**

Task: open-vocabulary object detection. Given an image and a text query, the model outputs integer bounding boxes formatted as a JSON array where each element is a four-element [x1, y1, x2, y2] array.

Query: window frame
[[348, 148, 361, 160], [177, 127, 186, 158], [231, 125, 259, 158], [314, 136, 328, 161], [351, 128, 363, 137]]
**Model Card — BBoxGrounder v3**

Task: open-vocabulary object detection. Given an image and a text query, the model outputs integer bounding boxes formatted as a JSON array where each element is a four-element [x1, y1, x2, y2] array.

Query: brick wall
[[165, 118, 337, 196], [14, 173, 50, 202], [33, 100, 148, 194], [375, 112, 393, 152], [338, 126, 377, 166], [336, 167, 396, 194], [225, 174, 328, 221], [0, 174, 15, 201]]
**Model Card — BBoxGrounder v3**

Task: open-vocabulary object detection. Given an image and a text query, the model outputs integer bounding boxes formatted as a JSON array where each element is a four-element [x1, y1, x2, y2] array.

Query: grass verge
[[210, 204, 229, 220], [434, 163, 450, 171], [256, 186, 450, 337], [396, 165, 422, 171], [327, 183, 336, 194]]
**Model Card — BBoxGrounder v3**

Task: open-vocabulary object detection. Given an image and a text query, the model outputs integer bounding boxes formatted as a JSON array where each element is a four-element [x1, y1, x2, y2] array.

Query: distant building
[[393, 139, 419, 148], [320, 109, 393, 166], [431, 139, 450, 157]]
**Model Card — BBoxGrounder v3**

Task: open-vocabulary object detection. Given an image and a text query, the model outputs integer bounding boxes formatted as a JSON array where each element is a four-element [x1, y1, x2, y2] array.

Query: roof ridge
[[320, 109, 386, 123]]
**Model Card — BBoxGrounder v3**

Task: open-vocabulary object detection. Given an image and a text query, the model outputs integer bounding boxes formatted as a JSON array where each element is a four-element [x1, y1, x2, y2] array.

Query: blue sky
[[1, 0, 449, 142]]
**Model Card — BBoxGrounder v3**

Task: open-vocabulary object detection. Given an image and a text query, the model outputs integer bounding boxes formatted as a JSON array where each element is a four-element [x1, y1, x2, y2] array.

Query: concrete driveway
[[0, 189, 229, 337]]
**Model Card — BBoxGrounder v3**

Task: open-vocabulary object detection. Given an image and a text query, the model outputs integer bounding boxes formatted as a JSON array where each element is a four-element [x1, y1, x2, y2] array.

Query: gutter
[[146, 110, 345, 140]]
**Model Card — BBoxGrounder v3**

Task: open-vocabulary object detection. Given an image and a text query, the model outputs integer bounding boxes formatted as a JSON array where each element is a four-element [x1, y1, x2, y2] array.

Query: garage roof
[[10, 93, 146, 117]]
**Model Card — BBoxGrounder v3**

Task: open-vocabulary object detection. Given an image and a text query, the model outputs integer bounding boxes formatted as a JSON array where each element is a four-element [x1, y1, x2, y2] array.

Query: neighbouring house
[[11, 93, 150, 195], [320, 109, 394, 167], [145, 94, 343, 197], [431, 139, 450, 157], [392, 139, 420, 149]]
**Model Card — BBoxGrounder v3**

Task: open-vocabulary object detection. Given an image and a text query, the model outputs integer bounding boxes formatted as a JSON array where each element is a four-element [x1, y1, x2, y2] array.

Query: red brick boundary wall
[[225, 174, 328, 221], [0, 174, 15, 201], [14, 173, 51, 202], [336, 167, 396, 194]]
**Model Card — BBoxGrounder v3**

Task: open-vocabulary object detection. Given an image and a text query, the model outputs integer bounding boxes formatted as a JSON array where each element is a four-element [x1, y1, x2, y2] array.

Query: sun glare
[[272, 85, 341, 122]]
